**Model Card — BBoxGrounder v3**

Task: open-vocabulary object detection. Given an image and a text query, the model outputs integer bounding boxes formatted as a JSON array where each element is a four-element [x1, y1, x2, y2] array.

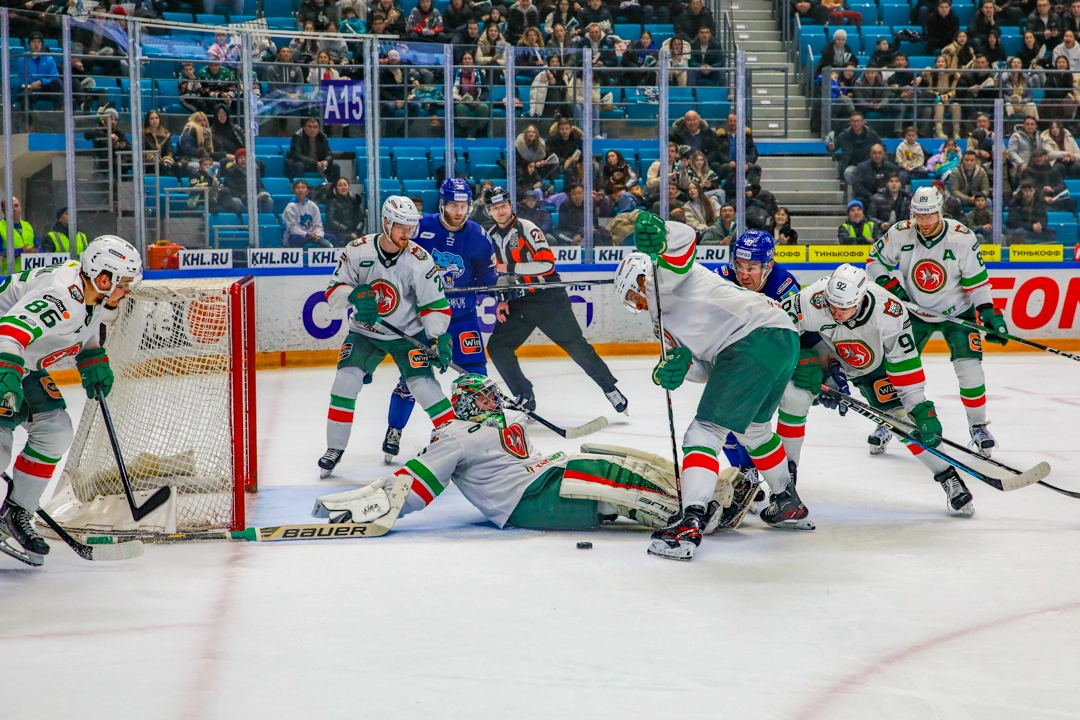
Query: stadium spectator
[[286, 118, 341, 183], [789, 0, 831, 25], [546, 23, 574, 66], [1018, 31, 1049, 69], [325, 177, 364, 244], [379, 50, 422, 137], [852, 67, 894, 132], [1021, 148, 1075, 210], [682, 182, 721, 231], [647, 142, 682, 206], [17, 32, 61, 112], [1028, 0, 1064, 52], [545, 0, 577, 37], [699, 203, 736, 244], [453, 52, 491, 139], [518, 160, 547, 197], [185, 152, 227, 212], [837, 199, 880, 243], [178, 112, 217, 176], [284, 180, 333, 247], [264, 47, 307, 130], [42, 207, 86, 255], [852, 143, 899, 206], [620, 29, 658, 86], [453, 20, 483, 61], [767, 206, 798, 244], [1052, 30, 1080, 71], [983, 30, 1007, 65], [926, 138, 961, 179], [1065, 0, 1080, 36], [942, 31, 974, 70], [518, 27, 549, 76], [219, 150, 271, 217], [1008, 115, 1045, 174], [372, 0, 407, 35], [477, 23, 510, 66], [829, 112, 882, 185], [675, 0, 715, 41], [715, 113, 759, 185], [210, 105, 244, 162], [1041, 120, 1080, 176], [506, 0, 540, 44], [677, 150, 720, 195], [444, 0, 476, 34], [70, 46, 106, 114], [933, 178, 965, 218], [0, 197, 35, 271], [297, 0, 335, 31], [887, 54, 927, 134], [924, 55, 960, 139], [515, 124, 551, 172], [469, 180, 496, 229], [487, 7, 507, 35], [601, 150, 636, 194], [552, 183, 612, 245], [1006, 180, 1056, 242], [1042, 56, 1079, 120], [208, 32, 242, 65], [408, 0, 447, 42], [650, 182, 685, 216], [517, 191, 554, 241], [197, 62, 238, 112], [688, 25, 724, 86], [967, 113, 995, 164], [895, 127, 929, 181], [815, 28, 857, 76], [288, 23, 320, 65], [575, 0, 613, 35], [574, 23, 618, 68], [949, 151, 991, 207], [307, 50, 343, 86], [670, 110, 724, 176], [869, 173, 911, 233], [663, 36, 691, 86], [956, 55, 998, 120], [84, 107, 131, 177], [1003, 57, 1041, 120], [926, 1, 961, 55], [820, 0, 863, 28], [547, 116, 584, 181], [967, 194, 993, 240], [528, 55, 571, 120], [142, 110, 176, 174], [968, 0, 999, 52]]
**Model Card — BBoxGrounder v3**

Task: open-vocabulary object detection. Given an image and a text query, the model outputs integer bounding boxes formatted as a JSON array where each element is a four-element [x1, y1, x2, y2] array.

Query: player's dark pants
[[488, 289, 618, 402]]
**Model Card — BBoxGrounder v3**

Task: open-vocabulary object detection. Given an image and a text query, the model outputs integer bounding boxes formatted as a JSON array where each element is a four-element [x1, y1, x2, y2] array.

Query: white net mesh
[[52, 278, 250, 533]]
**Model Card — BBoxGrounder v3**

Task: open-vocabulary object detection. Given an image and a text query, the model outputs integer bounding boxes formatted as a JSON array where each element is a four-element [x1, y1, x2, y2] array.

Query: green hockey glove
[[977, 303, 1009, 346], [348, 284, 380, 327], [910, 400, 943, 448], [875, 275, 911, 302], [634, 211, 668, 258], [791, 349, 823, 397], [0, 353, 25, 412], [77, 347, 113, 400], [651, 346, 692, 391], [432, 333, 454, 374]]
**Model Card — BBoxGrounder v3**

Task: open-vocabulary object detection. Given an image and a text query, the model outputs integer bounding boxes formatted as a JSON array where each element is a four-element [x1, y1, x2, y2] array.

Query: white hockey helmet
[[910, 185, 944, 216], [615, 252, 652, 313], [381, 195, 422, 238], [824, 263, 869, 310], [81, 235, 143, 291]]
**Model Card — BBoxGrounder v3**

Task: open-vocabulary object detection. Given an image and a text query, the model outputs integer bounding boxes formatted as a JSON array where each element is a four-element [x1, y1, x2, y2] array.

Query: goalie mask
[[451, 373, 506, 422]]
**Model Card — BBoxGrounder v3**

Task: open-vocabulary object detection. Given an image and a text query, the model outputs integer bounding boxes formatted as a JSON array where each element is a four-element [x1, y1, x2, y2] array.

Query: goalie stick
[[94, 384, 173, 522], [902, 303, 1080, 363], [820, 386, 1049, 492], [36, 507, 145, 561], [444, 279, 614, 295], [374, 320, 609, 439]]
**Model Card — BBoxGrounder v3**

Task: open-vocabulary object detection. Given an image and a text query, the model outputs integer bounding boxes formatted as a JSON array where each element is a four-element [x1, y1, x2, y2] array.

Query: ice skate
[[968, 423, 995, 458], [760, 483, 815, 530], [936, 468, 974, 517], [647, 505, 706, 561], [605, 388, 629, 415], [318, 448, 345, 479], [788, 459, 798, 486], [868, 425, 892, 455], [0, 499, 48, 567], [382, 427, 402, 464], [707, 470, 760, 532]]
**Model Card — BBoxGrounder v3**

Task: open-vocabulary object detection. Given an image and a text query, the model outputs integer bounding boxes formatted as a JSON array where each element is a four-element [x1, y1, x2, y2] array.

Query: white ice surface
[[2, 354, 1080, 719]]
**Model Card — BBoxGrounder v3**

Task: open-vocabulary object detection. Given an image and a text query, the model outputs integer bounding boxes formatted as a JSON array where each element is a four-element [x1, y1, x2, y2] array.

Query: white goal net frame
[[44, 276, 257, 536]]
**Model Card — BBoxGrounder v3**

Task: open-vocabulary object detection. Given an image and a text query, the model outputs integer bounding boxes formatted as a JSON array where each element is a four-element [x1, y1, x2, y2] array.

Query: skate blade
[[764, 517, 816, 531], [869, 445, 887, 456], [0, 534, 44, 566], [950, 502, 975, 518], [319, 468, 333, 479], [647, 539, 695, 561], [383, 453, 396, 465]]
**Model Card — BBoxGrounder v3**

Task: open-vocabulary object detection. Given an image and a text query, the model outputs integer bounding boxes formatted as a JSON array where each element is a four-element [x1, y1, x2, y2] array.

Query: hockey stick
[[445, 279, 614, 295], [94, 385, 173, 522], [651, 262, 682, 505], [374, 320, 609, 439], [902, 303, 1080, 362], [820, 386, 1049, 492], [36, 507, 145, 561]]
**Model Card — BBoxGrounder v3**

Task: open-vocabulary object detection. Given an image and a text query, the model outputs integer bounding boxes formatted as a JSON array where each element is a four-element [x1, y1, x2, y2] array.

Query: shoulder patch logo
[[68, 284, 83, 303], [883, 298, 904, 317], [835, 340, 876, 369], [910, 258, 948, 294], [409, 245, 429, 262], [500, 423, 529, 459], [810, 290, 826, 309], [371, 279, 400, 316]]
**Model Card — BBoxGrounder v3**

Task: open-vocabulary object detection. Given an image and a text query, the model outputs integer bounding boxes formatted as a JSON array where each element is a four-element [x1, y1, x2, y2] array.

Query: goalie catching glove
[[0, 353, 25, 411], [652, 346, 692, 390], [76, 347, 113, 399]]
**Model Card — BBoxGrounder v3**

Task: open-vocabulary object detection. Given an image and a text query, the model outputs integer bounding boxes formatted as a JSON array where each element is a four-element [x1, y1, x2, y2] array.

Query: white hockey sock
[[776, 384, 813, 467], [738, 422, 791, 495], [680, 419, 729, 508], [6, 411, 72, 511], [326, 367, 367, 450], [404, 376, 455, 427], [894, 409, 952, 474], [953, 358, 988, 426]]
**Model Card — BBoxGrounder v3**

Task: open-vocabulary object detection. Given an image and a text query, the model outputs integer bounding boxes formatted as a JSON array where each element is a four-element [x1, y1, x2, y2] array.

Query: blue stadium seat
[[626, 101, 656, 128], [468, 147, 504, 172], [1052, 223, 1079, 244], [848, 3, 877, 24], [953, 4, 975, 25], [1066, 179, 1080, 195], [1048, 211, 1076, 225], [262, 155, 285, 178], [196, 13, 219, 24], [644, 24, 674, 44], [614, 23, 641, 40], [263, 177, 293, 195], [882, 5, 911, 27], [417, 189, 439, 213], [163, 11, 194, 22], [1001, 33, 1023, 56], [800, 27, 827, 58], [860, 27, 891, 54], [402, 179, 434, 196], [396, 157, 429, 180], [473, 162, 505, 180], [259, 225, 285, 247], [266, 17, 297, 29], [907, 56, 936, 68]]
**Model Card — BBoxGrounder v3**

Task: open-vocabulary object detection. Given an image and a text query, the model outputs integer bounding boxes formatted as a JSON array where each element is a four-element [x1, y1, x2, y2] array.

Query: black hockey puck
[[577, 541, 593, 549]]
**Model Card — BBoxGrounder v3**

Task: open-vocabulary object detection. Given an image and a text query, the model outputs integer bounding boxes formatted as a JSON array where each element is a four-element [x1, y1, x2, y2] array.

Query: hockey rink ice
[[2, 353, 1079, 719]]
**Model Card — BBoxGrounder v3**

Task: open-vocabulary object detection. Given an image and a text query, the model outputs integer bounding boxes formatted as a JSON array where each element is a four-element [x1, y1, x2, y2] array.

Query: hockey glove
[[651, 346, 692, 390], [76, 347, 113, 400], [432, 333, 454, 374], [910, 400, 943, 448], [818, 361, 851, 415], [875, 275, 911, 302], [0, 353, 25, 413], [791, 349, 823, 397], [348, 284, 380, 327], [634, 212, 668, 258], [977, 303, 1009, 346]]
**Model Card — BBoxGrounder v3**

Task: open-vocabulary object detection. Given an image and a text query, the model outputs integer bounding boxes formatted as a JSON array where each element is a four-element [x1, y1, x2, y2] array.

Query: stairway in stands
[[733, 0, 847, 241]]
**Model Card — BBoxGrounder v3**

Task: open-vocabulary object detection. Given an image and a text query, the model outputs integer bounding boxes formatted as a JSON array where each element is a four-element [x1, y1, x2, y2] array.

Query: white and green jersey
[[866, 219, 992, 323], [0, 261, 110, 371], [782, 279, 927, 409], [324, 234, 452, 341], [394, 410, 568, 528], [649, 220, 794, 365]]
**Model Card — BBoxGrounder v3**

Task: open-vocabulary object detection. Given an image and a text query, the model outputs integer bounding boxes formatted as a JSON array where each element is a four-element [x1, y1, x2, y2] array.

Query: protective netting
[[51, 278, 248, 533]]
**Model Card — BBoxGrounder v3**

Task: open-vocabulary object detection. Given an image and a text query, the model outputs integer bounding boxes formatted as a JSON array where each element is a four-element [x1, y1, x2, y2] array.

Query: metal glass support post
[[1, 10, 15, 274], [62, 16, 79, 258], [127, 21, 146, 255], [505, 50, 517, 209], [583, 53, 594, 261], [364, 38, 379, 232], [992, 98, 1003, 245], [241, 30, 259, 247], [659, 49, 671, 221], [735, 48, 747, 237], [821, 65, 832, 140], [443, 45, 455, 178]]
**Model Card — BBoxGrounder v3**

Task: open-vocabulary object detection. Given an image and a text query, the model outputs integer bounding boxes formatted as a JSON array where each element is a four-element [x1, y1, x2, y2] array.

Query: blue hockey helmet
[[730, 229, 776, 269], [440, 177, 473, 205]]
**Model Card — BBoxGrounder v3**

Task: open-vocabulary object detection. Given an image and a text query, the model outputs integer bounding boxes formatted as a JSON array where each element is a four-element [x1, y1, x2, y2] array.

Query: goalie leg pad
[[560, 454, 679, 527]]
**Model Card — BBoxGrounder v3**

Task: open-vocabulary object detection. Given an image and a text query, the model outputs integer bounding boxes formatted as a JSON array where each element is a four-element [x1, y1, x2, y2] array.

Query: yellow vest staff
[[0, 220, 35, 275]]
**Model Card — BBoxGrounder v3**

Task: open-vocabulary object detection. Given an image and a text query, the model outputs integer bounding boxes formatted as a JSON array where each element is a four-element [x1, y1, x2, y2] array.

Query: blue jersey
[[716, 261, 800, 301], [415, 215, 498, 318]]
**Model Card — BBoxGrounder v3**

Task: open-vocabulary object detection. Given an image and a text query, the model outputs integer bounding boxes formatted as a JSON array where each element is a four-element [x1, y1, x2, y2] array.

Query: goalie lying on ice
[[313, 374, 736, 533]]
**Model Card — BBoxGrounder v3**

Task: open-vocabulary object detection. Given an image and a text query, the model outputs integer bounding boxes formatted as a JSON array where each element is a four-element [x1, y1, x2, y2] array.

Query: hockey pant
[[388, 314, 488, 431], [777, 382, 951, 475], [487, 289, 617, 402], [1, 409, 74, 512], [682, 419, 790, 509]]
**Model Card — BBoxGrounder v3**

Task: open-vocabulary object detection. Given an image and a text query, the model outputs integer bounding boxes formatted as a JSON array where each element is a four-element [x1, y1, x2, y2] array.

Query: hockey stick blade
[[96, 385, 174, 521], [36, 507, 144, 561], [999, 461, 1052, 492], [556, 416, 609, 439], [129, 487, 172, 522]]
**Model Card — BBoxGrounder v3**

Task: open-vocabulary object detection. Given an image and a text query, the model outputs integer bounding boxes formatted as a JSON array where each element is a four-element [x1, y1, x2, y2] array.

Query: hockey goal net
[[43, 276, 257, 535]]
